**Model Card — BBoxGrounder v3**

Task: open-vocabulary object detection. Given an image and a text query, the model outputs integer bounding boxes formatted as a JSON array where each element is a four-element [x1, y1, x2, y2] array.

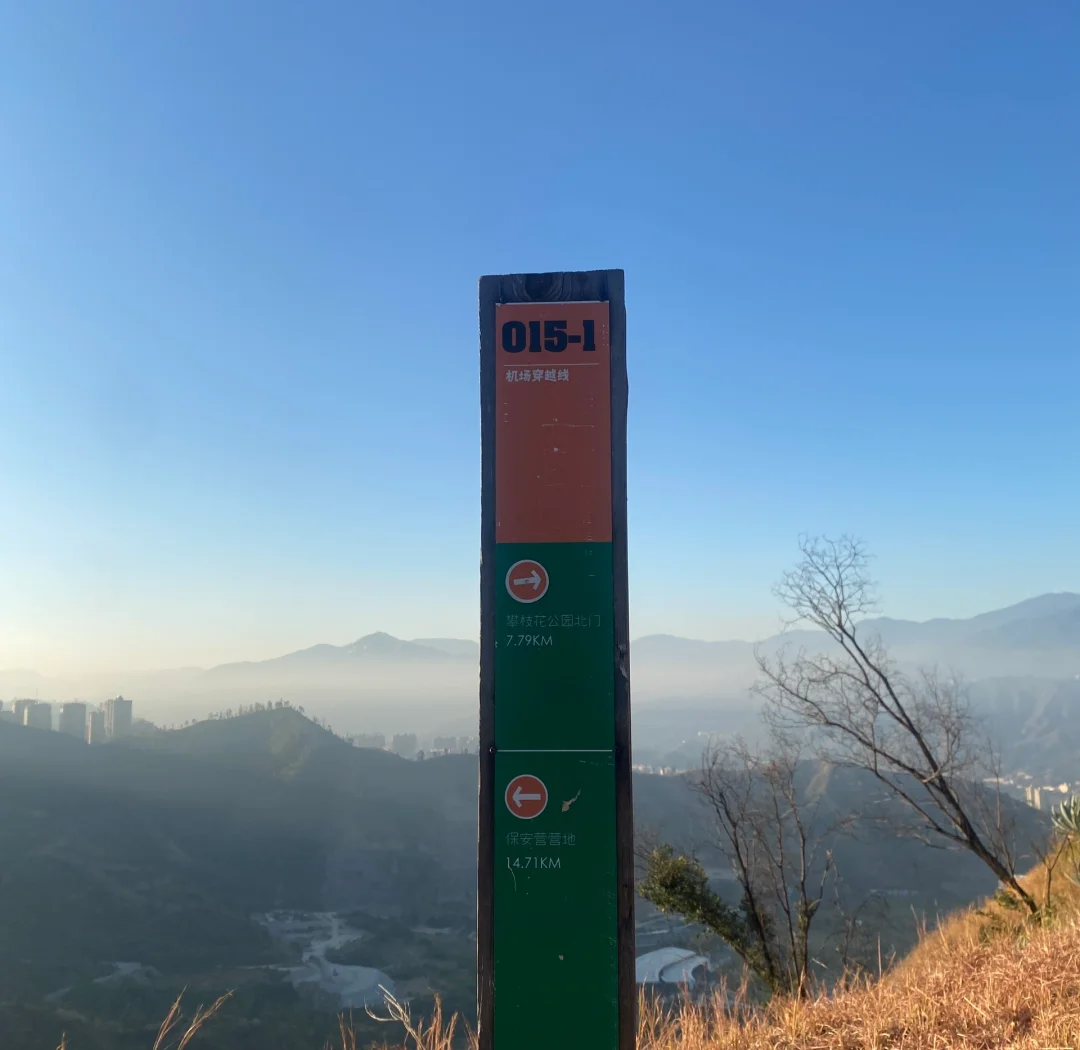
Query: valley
[[0, 692, 1058, 1048]]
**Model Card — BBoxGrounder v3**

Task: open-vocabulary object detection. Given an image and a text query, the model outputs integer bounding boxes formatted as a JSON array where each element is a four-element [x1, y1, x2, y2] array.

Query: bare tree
[[639, 736, 843, 998], [755, 534, 1040, 914], [828, 881, 889, 987]]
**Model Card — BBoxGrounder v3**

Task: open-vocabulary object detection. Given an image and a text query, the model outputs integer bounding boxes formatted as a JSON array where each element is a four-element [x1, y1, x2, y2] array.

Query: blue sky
[[1, 1, 1077, 672]]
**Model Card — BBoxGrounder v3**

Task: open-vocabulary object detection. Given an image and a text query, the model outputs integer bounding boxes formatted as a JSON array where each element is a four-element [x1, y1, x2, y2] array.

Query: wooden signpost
[[478, 270, 633, 1050]]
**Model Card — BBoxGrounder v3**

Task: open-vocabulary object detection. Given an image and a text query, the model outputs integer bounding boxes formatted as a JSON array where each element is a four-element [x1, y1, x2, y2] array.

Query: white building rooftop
[[636, 947, 710, 988]]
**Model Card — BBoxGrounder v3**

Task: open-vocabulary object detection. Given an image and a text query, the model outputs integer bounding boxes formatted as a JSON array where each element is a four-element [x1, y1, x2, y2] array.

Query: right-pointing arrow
[[513, 786, 542, 808], [512, 570, 542, 591]]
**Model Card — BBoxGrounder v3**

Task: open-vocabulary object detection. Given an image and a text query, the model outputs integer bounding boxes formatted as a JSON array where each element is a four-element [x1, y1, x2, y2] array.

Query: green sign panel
[[494, 751, 617, 1047], [479, 273, 633, 1050], [494, 542, 615, 751]]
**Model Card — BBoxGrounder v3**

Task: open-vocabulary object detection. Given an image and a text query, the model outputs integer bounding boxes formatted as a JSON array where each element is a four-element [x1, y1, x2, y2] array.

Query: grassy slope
[[638, 843, 1080, 1050]]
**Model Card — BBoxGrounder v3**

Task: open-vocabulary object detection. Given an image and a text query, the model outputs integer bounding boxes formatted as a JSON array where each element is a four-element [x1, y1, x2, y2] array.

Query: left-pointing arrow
[[505, 774, 548, 818], [513, 786, 542, 807]]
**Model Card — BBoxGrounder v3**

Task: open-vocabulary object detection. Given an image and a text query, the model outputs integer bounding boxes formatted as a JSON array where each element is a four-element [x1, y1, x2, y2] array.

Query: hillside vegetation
[[115, 850, 1080, 1050], [0, 711, 479, 1049], [2, 708, 1069, 1050]]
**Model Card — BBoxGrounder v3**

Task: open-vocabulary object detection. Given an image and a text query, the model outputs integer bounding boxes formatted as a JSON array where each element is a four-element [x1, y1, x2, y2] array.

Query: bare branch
[[756, 535, 1042, 915]]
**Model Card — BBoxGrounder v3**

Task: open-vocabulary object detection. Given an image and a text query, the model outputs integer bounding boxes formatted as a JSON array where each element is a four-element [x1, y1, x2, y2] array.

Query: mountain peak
[[341, 633, 447, 659], [204, 632, 459, 676]]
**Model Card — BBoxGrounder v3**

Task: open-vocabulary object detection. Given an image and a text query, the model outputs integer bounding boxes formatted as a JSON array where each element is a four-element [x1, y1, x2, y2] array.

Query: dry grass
[[348, 913, 1080, 1050], [898, 840, 1080, 972], [53, 990, 233, 1050], [361, 990, 472, 1050], [152, 990, 234, 1050], [637, 918, 1080, 1050], [636, 843, 1080, 1050]]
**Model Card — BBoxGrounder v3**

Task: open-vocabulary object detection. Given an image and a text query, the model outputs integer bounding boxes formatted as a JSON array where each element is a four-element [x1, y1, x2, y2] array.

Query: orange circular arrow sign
[[505, 774, 548, 819], [505, 559, 549, 604]]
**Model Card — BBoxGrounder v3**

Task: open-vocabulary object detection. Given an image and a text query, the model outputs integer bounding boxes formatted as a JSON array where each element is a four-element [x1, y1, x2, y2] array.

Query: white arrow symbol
[[513, 570, 542, 591], [513, 786, 542, 808]]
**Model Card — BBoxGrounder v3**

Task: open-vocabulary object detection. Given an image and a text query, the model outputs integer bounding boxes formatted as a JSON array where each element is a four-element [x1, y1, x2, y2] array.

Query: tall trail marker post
[[478, 270, 634, 1050]]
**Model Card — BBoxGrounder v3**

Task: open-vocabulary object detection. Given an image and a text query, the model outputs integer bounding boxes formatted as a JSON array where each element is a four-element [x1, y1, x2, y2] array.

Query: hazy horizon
[[3, 587, 1080, 678]]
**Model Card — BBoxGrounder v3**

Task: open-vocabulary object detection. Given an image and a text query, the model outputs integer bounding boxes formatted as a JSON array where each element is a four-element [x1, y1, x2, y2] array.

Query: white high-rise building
[[87, 709, 106, 745], [24, 702, 52, 731], [104, 696, 133, 739], [59, 702, 88, 739], [12, 698, 34, 724]]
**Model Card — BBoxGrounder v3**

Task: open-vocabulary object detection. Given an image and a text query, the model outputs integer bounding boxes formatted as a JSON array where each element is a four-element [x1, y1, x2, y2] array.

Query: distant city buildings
[[58, 702, 88, 739], [1010, 775, 1079, 811], [104, 696, 133, 739], [0, 695, 134, 744], [352, 732, 386, 750], [87, 709, 106, 745], [24, 701, 52, 731], [345, 731, 478, 756]]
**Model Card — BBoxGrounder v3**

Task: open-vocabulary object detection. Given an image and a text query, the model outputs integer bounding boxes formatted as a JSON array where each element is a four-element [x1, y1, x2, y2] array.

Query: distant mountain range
[[206, 632, 464, 676], [201, 591, 1080, 672], [177, 590, 1079, 673], [631, 593, 1080, 698], [634, 591, 1080, 659], [3, 594, 1079, 739], [5, 593, 1078, 687]]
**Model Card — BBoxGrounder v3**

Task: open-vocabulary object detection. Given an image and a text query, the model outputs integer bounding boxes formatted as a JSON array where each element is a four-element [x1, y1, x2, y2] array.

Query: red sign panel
[[495, 302, 612, 544]]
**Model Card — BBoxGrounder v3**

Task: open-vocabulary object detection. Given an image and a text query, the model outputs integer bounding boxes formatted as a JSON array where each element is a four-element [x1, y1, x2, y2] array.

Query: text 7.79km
[[501, 319, 596, 354], [505, 635, 554, 648]]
